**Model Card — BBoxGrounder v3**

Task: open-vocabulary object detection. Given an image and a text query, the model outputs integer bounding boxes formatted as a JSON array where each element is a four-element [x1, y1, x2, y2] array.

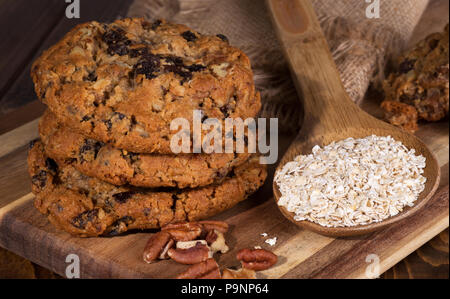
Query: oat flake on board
[[265, 237, 278, 246], [274, 135, 426, 228]]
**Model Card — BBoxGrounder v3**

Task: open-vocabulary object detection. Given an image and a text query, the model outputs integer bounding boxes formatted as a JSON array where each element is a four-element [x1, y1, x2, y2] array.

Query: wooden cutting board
[[0, 100, 448, 279]]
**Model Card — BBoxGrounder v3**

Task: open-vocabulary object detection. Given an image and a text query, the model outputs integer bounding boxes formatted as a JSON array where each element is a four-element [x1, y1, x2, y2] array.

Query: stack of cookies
[[28, 18, 266, 237]]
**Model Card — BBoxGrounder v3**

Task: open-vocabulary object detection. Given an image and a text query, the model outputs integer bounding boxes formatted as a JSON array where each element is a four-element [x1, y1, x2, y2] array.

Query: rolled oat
[[265, 237, 278, 246], [275, 136, 427, 227]]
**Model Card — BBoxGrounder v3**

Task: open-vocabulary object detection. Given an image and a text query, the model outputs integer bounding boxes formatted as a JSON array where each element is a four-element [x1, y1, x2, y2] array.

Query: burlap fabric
[[127, 0, 429, 132]]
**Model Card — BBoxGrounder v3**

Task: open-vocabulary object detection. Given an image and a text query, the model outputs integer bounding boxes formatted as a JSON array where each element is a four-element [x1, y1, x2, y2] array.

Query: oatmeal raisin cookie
[[28, 141, 266, 237], [39, 110, 251, 188], [31, 18, 260, 153], [382, 24, 449, 131]]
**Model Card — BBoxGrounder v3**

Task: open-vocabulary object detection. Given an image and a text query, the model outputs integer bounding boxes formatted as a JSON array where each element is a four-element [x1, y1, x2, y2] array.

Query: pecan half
[[222, 267, 256, 279], [206, 230, 229, 254], [197, 220, 229, 234], [143, 231, 174, 263], [168, 241, 212, 264], [236, 248, 278, 271], [176, 258, 221, 279], [161, 222, 202, 241]]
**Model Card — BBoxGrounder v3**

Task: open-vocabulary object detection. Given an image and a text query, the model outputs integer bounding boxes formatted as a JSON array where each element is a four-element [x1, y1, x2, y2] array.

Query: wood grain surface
[[0, 100, 447, 278]]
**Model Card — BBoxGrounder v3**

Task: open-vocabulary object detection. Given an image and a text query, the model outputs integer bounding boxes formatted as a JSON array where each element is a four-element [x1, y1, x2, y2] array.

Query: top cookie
[[31, 18, 260, 154]]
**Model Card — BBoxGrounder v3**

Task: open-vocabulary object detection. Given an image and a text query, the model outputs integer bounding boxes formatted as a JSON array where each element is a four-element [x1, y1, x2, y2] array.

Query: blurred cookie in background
[[382, 24, 449, 132]]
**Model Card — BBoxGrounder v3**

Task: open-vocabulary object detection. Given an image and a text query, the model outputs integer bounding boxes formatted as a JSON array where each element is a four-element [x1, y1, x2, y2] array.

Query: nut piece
[[176, 258, 221, 279], [206, 230, 229, 254], [159, 239, 175, 260], [197, 220, 229, 234], [168, 241, 212, 265], [236, 248, 278, 271], [143, 231, 173, 263], [222, 268, 257, 279], [176, 240, 208, 249], [161, 222, 202, 241]]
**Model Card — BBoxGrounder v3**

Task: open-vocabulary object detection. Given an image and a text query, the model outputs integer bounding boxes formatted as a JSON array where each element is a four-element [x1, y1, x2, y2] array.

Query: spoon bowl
[[273, 126, 440, 237], [267, 0, 441, 237]]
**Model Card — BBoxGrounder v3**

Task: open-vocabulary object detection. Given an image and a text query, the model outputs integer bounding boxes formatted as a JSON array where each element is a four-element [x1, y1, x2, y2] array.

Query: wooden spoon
[[267, 0, 441, 237]]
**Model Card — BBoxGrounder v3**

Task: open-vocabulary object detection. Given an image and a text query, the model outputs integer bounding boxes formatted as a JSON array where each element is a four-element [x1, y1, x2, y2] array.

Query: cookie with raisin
[[31, 18, 260, 154], [382, 24, 449, 131], [28, 141, 267, 237], [39, 110, 251, 189]]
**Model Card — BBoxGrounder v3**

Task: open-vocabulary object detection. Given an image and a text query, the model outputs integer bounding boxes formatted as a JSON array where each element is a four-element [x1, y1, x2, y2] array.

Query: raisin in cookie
[[382, 24, 449, 132], [31, 18, 260, 154], [39, 110, 251, 188], [28, 142, 266, 237]]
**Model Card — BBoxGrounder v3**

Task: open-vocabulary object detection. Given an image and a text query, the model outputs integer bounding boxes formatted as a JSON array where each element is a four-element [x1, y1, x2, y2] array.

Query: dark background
[[0, 0, 134, 116]]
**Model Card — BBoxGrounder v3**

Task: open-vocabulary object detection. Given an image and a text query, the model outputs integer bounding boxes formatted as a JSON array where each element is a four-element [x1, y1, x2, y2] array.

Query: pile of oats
[[275, 136, 427, 227]]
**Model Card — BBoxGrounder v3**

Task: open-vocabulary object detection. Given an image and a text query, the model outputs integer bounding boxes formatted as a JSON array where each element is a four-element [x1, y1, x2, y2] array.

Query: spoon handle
[[266, 0, 363, 133]]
